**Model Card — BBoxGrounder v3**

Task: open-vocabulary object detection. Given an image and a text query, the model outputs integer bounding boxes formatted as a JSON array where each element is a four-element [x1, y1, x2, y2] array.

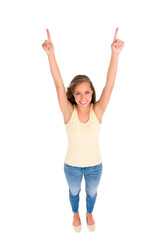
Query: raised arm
[[95, 28, 125, 117], [42, 29, 73, 119], [106, 27, 124, 87], [42, 29, 63, 87]]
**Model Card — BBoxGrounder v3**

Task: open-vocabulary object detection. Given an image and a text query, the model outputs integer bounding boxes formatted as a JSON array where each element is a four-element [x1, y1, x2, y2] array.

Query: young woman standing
[[42, 28, 124, 232]]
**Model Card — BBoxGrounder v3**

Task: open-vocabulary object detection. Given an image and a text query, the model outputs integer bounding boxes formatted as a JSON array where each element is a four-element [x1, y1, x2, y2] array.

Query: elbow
[[106, 82, 115, 90]]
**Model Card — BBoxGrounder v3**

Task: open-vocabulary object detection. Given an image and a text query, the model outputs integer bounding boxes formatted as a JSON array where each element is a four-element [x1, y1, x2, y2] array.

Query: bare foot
[[86, 212, 95, 225], [73, 212, 81, 226]]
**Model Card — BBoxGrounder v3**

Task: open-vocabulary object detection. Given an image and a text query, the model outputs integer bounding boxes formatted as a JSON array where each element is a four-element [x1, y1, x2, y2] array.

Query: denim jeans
[[64, 162, 103, 214]]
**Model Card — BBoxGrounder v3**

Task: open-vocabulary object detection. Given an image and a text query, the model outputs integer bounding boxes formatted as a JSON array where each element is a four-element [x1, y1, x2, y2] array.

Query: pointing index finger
[[46, 29, 51, 40], [113, 27, 119, 41]]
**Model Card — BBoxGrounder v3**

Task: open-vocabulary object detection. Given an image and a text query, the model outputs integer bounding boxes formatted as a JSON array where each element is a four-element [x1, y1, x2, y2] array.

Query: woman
[[42, 28, 124, 232]]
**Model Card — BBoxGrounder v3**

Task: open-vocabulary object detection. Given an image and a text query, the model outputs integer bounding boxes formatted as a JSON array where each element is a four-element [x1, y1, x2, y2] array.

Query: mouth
[[79, 101, 88, 105]]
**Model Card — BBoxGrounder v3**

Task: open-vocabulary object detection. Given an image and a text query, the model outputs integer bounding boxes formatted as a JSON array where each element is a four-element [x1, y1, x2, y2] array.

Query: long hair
[[66, 75, 96, 105]]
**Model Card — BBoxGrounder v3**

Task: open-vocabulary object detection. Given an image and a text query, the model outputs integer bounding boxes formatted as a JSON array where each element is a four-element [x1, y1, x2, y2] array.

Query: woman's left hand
[[111, 27, 125, 55]]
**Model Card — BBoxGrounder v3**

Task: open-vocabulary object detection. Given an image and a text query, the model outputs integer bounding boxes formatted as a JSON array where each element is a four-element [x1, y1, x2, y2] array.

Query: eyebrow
[[75, 90, 90, 93]]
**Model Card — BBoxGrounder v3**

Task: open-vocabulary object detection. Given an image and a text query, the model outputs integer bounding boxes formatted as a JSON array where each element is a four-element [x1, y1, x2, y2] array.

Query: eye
[[76, 93, 80, 95], [86, 92, 90, 94]]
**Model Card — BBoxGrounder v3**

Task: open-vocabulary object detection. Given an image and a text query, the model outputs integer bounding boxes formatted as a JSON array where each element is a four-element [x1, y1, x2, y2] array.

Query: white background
[[0, 0, 167, 239]]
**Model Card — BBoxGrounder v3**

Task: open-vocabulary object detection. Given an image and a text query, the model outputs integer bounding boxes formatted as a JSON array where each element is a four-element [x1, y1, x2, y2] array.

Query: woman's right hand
[[42, 29, 54, 56]]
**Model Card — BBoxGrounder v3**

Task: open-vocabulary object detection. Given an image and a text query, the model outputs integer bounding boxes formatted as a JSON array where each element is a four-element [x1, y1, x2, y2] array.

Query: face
[[73, 82, 93, 107]]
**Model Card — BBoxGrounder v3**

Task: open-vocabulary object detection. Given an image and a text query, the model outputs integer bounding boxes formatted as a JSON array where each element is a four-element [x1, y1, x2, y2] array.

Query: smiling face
[[73, 82, 93, 107]]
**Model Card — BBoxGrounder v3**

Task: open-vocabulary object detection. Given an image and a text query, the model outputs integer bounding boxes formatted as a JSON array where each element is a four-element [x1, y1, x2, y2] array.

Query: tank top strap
[[74, 104, 77, 112]]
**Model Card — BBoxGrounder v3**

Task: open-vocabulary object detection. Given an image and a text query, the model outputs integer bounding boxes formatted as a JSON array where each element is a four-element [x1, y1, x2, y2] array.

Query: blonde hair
[[66, 75, 96, 105]]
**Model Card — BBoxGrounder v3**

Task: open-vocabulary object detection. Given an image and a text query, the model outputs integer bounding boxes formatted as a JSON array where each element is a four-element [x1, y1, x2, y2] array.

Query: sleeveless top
[[64, 103, 102, 167]]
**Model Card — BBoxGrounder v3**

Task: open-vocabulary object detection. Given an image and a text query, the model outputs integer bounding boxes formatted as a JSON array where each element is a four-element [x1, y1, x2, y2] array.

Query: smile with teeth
[[79, 101, 87, 105]]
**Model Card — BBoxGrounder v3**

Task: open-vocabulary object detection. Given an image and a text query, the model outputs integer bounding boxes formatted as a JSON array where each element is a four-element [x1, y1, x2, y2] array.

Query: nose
[[81, 94, 86, 100]]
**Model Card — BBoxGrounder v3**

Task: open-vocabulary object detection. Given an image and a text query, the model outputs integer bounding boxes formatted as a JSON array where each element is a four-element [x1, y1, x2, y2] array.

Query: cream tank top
[[64, 103, 102, 167]]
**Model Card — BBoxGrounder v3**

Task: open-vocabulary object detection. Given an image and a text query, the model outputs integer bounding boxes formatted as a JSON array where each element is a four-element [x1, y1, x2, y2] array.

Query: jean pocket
[[93, 163, 102, 168], [64, 163, 73, 169], [92, 163, 103, 173]]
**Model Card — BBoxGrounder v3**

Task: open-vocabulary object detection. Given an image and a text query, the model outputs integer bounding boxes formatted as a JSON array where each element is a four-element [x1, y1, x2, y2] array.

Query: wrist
[[47, 51, 55, 58], [111, 50, 119, 58]]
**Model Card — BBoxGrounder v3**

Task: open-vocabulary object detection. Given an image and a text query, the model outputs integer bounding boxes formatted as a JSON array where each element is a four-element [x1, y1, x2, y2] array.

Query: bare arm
[[106, 52, 119, 88], [95, 28, 125, 116], [42, 29, 63, 87], [47, 52, 63, 87], [42, 29, 72, 117], [106, 27, 124, 87]]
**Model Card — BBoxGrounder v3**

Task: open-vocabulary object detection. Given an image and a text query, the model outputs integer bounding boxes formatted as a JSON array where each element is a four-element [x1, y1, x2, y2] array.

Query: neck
[[76, 103, 91, 113]]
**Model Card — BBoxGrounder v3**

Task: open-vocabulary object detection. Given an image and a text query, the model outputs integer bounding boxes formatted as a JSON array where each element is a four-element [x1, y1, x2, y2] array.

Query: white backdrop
[[0, 0, 167, 239]]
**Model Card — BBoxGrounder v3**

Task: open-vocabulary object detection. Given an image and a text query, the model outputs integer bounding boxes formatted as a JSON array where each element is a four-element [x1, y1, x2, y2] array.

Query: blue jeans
[[64, 163, 103, 214]]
